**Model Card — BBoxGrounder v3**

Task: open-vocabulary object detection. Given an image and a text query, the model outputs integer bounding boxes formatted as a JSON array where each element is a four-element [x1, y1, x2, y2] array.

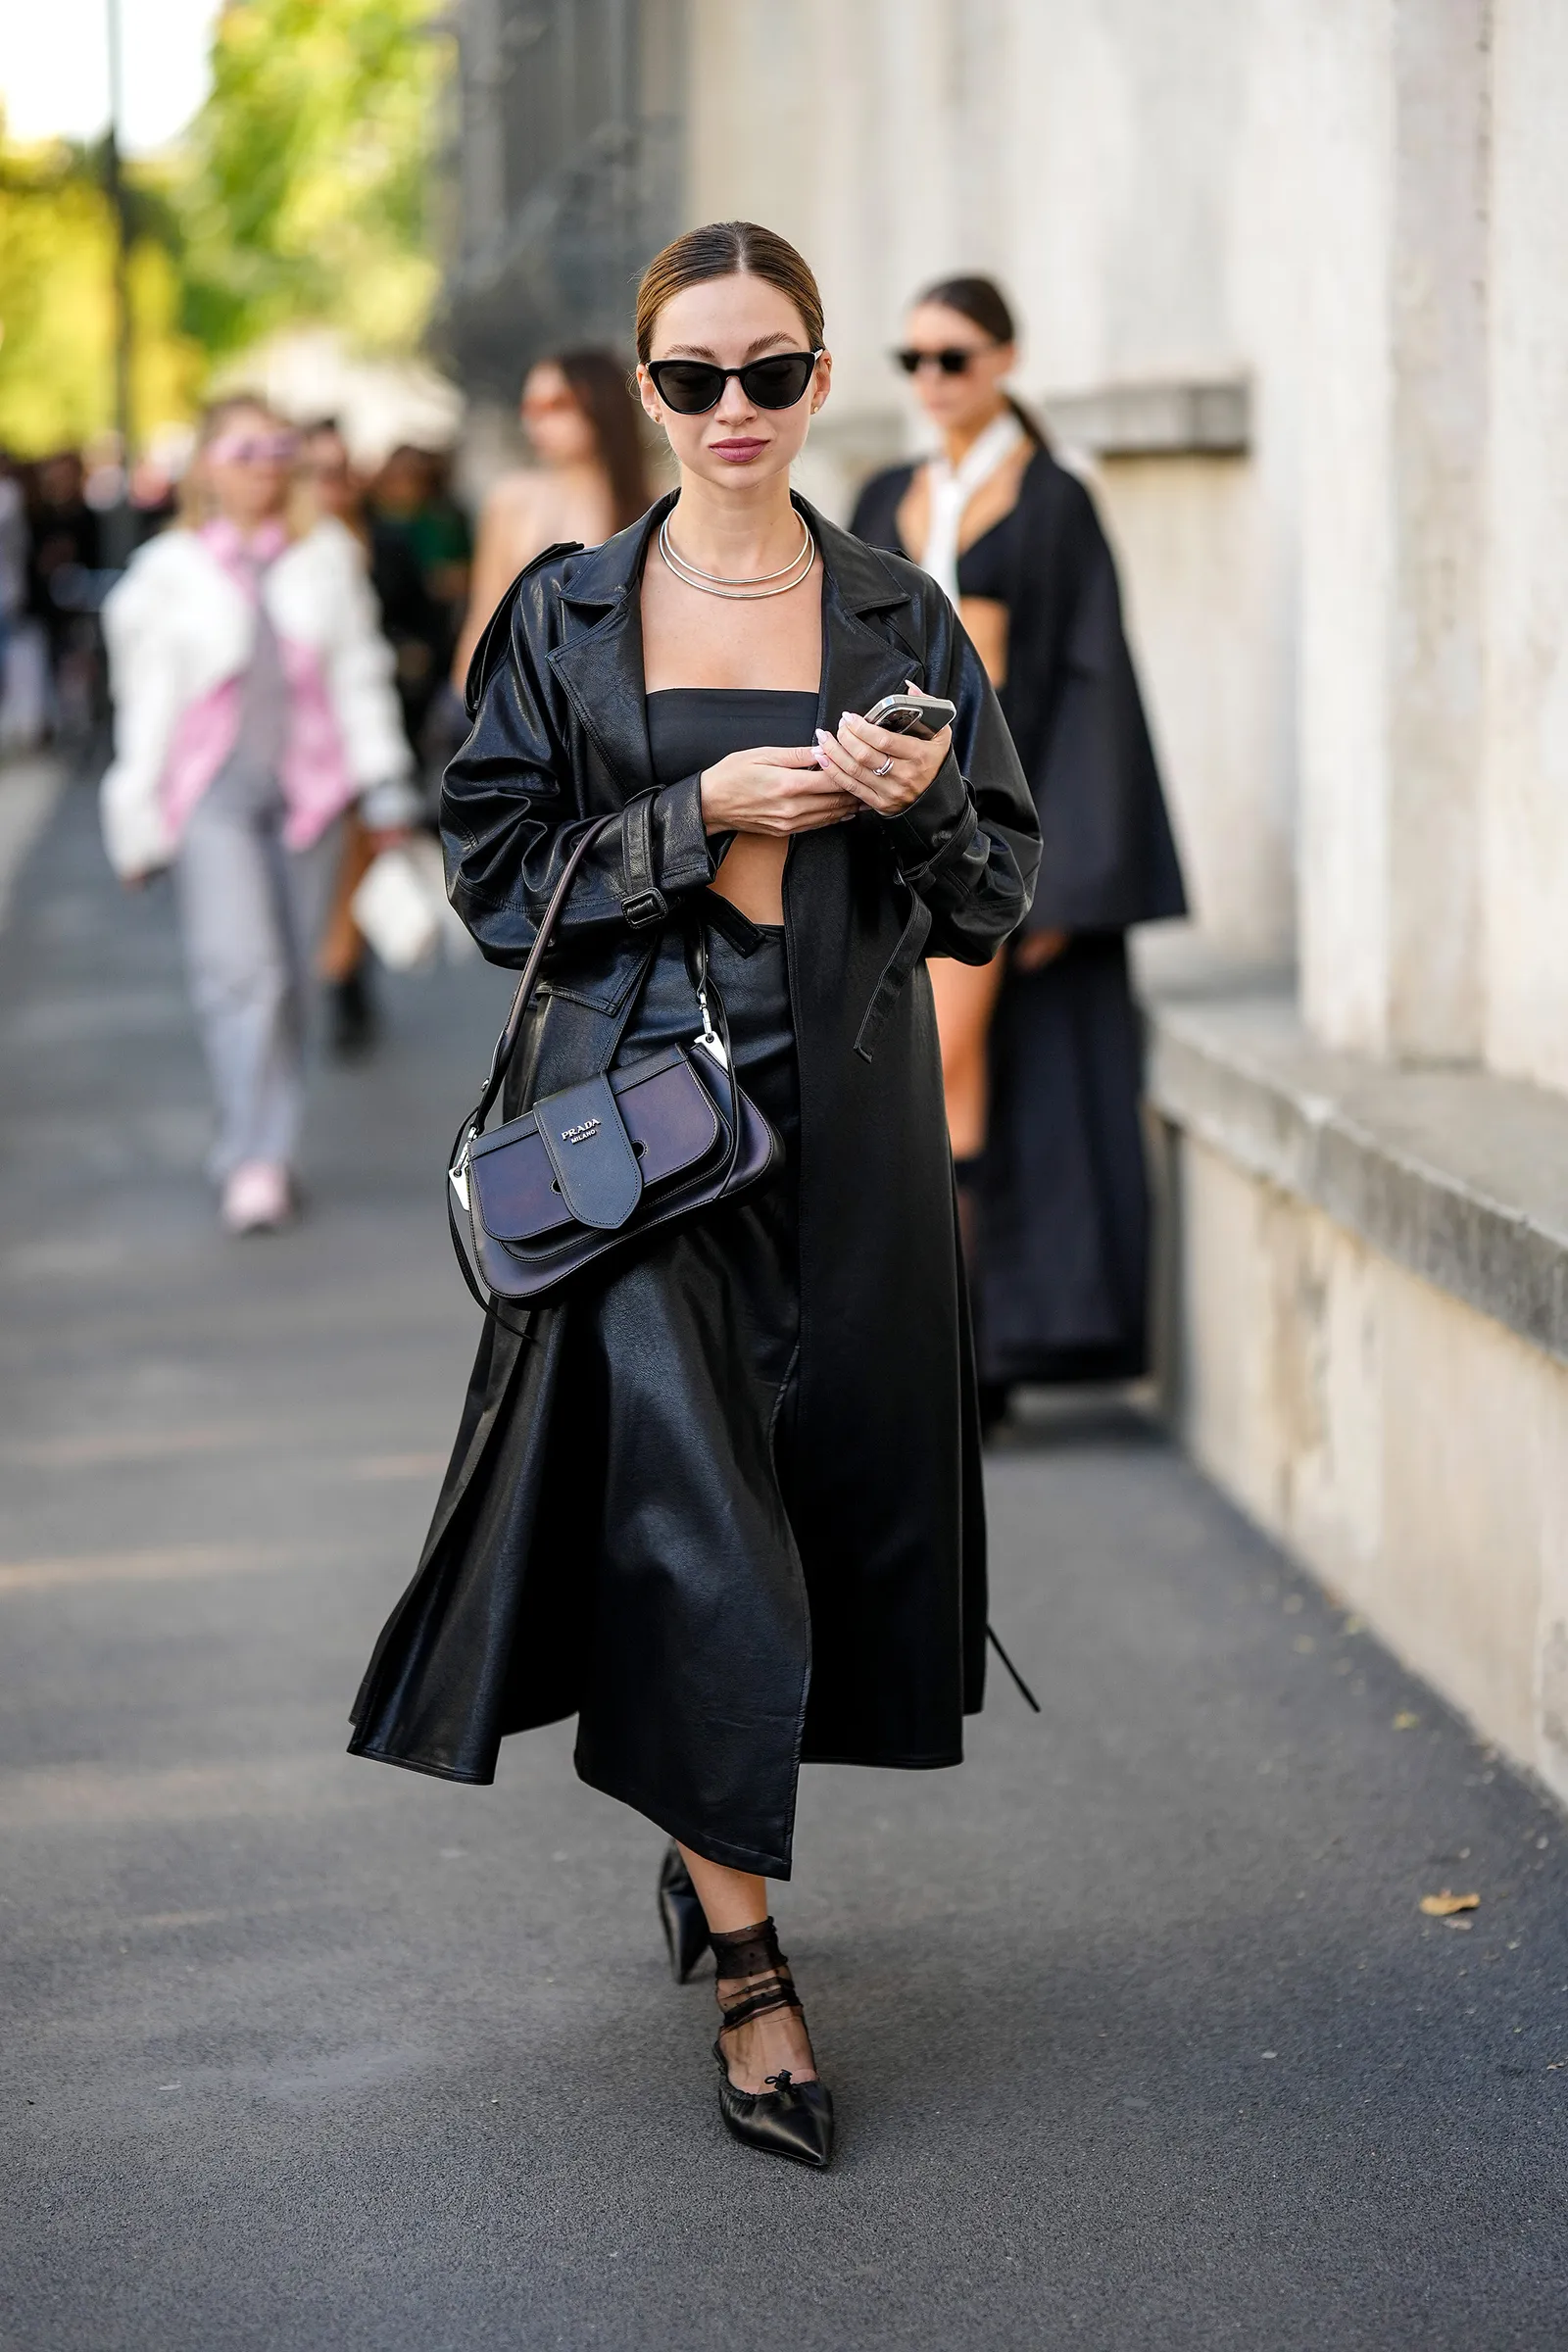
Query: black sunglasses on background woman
[[350, 221, 1039, 2171], [893, 345, 986, 374]]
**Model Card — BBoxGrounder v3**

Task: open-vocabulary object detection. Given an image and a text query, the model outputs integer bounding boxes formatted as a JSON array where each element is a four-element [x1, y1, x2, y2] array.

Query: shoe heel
[[657, 1841, 709, 1984]]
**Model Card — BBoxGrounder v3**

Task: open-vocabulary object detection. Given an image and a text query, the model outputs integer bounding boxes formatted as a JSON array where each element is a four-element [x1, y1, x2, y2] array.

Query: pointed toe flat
[[714, 2053, 835, 2169]]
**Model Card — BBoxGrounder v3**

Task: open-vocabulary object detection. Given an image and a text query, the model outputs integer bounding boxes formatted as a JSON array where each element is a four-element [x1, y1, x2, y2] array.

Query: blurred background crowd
[[0, 432, 468, 779]]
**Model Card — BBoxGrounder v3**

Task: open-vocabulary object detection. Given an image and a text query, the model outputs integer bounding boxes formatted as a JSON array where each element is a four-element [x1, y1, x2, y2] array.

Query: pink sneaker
[[221, 1160, 292, 1234]]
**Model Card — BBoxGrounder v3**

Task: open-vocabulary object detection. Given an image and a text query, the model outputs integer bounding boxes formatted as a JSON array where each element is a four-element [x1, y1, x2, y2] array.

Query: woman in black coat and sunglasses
[[853, 277, 1186, 1410], [351, 224, 1039, 2168]]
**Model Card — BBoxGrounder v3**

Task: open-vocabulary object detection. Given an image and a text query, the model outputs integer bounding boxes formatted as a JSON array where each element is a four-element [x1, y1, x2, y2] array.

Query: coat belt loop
[[853, 897, 934, 1063]]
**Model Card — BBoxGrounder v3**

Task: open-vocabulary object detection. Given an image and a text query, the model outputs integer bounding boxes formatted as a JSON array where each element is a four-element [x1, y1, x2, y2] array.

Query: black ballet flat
[[713, 2050, 835, 2169], [709, 1917, 834, 2170], [657, 1842, 709, 1984]]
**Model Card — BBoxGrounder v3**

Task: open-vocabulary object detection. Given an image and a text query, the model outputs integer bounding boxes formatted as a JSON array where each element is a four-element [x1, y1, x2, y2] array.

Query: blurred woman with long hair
[[100, 396, 416, 1231], [452, 348, 653, 681], [852, 275, 1187, 1412]]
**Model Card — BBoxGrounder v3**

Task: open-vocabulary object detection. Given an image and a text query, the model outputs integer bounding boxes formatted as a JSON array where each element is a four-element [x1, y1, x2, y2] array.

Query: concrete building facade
[[685, 0, 1568, 1805]]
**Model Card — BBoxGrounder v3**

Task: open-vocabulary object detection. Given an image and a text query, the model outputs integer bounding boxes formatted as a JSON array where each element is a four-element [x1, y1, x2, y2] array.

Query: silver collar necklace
[[658, 512, 816, 600]]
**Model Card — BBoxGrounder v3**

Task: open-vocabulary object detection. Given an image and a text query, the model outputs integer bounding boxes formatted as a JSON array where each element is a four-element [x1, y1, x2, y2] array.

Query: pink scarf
[[159, 518, 357, 852]]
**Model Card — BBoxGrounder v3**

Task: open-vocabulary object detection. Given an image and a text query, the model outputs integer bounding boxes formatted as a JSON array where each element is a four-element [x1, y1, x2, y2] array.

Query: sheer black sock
[[707, 1917, 835, 2164], [710, 1917, 812, 2085]]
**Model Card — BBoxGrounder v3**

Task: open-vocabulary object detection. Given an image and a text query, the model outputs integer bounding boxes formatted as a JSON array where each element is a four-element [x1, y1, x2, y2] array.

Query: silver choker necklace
[[658, 513, 816, 600]]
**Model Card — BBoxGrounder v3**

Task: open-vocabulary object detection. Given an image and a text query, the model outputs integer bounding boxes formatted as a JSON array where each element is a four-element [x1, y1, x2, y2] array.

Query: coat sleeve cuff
[[650, 771, 715, 896], [882, 752, 979, 884]]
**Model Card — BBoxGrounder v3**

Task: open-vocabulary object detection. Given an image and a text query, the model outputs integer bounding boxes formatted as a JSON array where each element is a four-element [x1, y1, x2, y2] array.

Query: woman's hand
[[700, 744, 858, 836], [813, 692, 953, 815]]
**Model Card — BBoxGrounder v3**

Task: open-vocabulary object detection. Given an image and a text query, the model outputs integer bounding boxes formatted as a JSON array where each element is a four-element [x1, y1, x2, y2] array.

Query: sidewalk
[[3, 779, 1565, 2351]]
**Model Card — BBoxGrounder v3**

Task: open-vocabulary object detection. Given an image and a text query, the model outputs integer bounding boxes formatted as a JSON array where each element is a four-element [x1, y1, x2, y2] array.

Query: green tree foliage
[[0, 131, 203, 456], [177, 0, 445, 361], [0, 2, 444, 454]]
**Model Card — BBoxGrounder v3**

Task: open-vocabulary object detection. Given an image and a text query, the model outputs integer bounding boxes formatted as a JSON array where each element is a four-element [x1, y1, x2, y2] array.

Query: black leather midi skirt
[[564, 908, 808, 1874]]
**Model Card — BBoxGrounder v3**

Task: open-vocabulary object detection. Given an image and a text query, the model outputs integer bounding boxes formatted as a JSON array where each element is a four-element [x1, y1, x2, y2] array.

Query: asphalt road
[[3, 774, 1566, 2352]]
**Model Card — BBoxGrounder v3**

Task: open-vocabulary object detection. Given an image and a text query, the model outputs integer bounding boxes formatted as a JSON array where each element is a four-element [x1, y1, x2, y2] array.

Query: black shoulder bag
[[447, 813, 780, 1309]]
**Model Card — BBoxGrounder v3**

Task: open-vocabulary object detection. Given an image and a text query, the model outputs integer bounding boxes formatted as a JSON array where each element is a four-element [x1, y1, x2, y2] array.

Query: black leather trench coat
[[349, 494, 1039, 1868]]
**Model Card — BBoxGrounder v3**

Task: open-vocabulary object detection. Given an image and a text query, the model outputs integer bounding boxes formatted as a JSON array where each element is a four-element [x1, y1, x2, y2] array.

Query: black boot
[[328, 966, 378, 1060], [709, 1917, 834, 2170]]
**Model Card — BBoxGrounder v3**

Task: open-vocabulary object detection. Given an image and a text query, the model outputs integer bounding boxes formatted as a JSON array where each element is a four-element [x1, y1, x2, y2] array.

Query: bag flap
[[534, 1072, 643, 1231]]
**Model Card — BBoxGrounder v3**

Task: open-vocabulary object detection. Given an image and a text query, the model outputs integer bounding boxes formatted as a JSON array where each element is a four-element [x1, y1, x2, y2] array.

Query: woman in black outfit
[[350, 223, 1039, 2168], [852, 276, 1186, 1404]]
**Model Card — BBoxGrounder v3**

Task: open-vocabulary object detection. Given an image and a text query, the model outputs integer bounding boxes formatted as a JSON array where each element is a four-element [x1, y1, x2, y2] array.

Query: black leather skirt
[[565, 903, 808, 1874]]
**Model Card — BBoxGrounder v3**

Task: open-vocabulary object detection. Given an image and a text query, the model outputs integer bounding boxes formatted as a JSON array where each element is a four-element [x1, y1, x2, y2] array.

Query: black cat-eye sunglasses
[[645, 349, 824, 416], [893, 345, 997, 375]]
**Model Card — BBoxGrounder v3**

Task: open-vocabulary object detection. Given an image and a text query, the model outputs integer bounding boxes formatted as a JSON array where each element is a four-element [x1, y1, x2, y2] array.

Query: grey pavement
[[3, 774, 1566, 2352]]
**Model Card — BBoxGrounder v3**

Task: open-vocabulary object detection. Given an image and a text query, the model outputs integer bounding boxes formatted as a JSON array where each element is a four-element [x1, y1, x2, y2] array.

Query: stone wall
[[684, 0, 1568, 1789], [686, 0, 1316, 971], [1171, 1128, 1568, 1795], [1482, 0, 1568, 1096]]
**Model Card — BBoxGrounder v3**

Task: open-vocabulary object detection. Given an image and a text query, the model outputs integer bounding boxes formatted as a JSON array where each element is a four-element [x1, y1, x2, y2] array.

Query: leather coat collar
[[548, 492, 926, 798]]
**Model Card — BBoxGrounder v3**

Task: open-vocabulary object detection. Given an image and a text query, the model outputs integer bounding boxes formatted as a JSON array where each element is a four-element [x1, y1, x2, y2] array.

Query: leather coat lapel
[[810, 501, 926, 731], [816, 575, 926, 735], [548, 498, 672, 797]]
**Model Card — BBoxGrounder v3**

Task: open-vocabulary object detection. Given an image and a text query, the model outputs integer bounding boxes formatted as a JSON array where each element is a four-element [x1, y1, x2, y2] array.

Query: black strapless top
[[956, 505, 1021, 602], [646, 687, 819, 787], [891, 501, 1021, 605]]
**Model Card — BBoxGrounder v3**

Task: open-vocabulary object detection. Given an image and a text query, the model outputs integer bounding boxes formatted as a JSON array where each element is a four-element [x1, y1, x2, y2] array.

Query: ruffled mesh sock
[[710, 1917, 814, 2087]]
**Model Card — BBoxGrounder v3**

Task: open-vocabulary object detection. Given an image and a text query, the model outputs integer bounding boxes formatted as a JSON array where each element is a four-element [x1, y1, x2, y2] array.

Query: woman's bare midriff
[[958, 595, 1008, 688], [639, 527, 823, 931], [710, 833, 787, 925]]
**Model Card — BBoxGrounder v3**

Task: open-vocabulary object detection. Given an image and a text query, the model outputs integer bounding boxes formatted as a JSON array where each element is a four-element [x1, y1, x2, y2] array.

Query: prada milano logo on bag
[[537, 1075, 645, 1231]]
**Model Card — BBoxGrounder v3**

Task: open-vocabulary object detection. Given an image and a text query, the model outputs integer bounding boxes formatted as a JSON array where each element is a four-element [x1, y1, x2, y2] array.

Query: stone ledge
[[1042, 377, 1251, 457], [1146, 977, 1568, 1366], [810, 376, 1253, 492]]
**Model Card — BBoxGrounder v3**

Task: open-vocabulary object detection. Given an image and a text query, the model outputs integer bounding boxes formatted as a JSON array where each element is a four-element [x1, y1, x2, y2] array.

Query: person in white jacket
[[101, 397, 417, 1232]]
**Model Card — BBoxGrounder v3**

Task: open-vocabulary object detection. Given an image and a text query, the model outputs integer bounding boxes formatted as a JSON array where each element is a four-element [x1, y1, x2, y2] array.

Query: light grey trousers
[[175, 763, 340, 1180]]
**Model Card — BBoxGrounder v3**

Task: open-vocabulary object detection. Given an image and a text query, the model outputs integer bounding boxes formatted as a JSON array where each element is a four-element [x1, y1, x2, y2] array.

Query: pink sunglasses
[[209, 431, 297, 466]]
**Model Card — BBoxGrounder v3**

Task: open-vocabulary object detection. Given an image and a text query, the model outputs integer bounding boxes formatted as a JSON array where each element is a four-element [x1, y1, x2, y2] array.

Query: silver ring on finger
[[874, 754, 893, 776]]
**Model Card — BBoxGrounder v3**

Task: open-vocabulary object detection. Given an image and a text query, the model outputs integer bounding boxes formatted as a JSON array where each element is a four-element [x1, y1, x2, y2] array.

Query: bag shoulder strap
[[466, 811, 618, 1139]]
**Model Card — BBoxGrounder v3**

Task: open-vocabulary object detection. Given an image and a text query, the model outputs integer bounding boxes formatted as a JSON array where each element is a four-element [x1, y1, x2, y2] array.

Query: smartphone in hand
[[862, 689, 958, 740]]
